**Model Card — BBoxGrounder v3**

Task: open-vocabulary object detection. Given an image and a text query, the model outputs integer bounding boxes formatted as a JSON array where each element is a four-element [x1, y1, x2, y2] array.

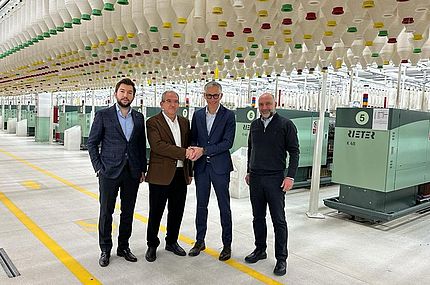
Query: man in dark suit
[[144, 90, 193, 262], [87, 78, 147, 267], [188, 81, 236, 261], [245, 93, 299, 276]]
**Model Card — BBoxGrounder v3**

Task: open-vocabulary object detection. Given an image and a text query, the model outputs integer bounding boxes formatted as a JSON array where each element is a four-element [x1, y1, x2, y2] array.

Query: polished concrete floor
[[0, 131, 429, 285]]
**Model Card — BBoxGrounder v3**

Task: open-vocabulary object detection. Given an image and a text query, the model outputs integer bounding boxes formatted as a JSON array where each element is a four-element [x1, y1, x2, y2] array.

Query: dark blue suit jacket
[[87, 105, 147, 179], [191, 104, 235, 175]]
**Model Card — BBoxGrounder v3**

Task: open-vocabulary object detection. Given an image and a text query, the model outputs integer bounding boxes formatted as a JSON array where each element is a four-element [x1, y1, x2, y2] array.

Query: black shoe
[[145, 247, 157, 262], [99, 251, 110, 267], [273, 260, 287, 276], [165, 242, 186, 256], [117, 248, 138, 262], [188, 242, 206, 257], [244, 248, 267, 264], [219, 245, 231, 261]]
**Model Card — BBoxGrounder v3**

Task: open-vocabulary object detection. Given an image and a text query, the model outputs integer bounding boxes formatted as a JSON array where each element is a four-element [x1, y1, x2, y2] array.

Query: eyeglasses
[[205, 93, 221, 99], [162, 99, 179, 104]]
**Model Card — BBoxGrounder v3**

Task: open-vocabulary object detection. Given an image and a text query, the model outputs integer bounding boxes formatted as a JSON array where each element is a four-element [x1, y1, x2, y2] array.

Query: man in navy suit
[[87, 78, 147, 267], [188, 81, 235, 261]]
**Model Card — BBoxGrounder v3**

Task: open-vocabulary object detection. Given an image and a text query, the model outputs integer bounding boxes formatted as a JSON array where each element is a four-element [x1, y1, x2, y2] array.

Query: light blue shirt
[[206, 104, 220, 135], [116, 104, 134, 141]]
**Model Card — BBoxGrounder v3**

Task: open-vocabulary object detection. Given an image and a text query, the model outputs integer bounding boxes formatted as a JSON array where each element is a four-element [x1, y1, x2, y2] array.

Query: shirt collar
[[162, 110, 177, 123], [260, 111, 276, 122], [206, 104, 221, 115], [115, 103, 132, 116]]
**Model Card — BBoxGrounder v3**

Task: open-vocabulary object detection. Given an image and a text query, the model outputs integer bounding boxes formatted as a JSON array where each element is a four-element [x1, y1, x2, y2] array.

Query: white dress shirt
[[162, 111, 184, 167]]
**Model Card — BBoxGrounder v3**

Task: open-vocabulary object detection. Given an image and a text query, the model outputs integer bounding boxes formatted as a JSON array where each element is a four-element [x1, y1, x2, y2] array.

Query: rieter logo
[[348, 130, 375, 139]]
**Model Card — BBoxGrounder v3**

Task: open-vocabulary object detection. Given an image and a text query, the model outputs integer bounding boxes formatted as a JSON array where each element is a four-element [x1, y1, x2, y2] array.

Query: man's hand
[[140, 172, 146, 183], [187, 176, 193, 185], [245, 173, 250, 185], [185, 148, 195, 159], [188, 146, 204, 161], [280, 177, 294, 192]]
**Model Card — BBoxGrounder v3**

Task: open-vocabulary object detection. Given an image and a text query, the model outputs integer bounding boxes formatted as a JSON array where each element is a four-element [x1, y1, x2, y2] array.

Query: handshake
[[185, 146, 204, 161]]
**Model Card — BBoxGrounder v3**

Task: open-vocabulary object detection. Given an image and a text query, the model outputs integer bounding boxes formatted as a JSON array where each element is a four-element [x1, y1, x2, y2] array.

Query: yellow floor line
[[0, 191, 101, 285], [0, 148, 284, 285], [0, 149, 98, 200]]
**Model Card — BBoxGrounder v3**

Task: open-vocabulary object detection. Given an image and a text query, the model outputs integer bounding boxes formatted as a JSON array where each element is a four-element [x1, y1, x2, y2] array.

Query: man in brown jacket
[[145, 90, 193, 262]]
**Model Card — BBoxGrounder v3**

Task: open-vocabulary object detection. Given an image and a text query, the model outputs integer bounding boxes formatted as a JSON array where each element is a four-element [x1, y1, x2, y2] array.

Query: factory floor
[[0, 131, 429, 285]]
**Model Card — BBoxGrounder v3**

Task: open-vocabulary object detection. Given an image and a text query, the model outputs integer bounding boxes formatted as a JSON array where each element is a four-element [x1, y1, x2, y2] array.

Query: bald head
[[258, 93, 276, 118]]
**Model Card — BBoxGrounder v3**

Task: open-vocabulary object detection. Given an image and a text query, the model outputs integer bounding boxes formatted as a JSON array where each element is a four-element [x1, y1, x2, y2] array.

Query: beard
[[117, 99, 132, 108], [261, 110, 274, 119]]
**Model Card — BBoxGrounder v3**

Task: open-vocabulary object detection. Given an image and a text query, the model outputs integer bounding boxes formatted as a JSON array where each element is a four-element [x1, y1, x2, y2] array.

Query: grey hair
[[161, 90, 179, 101], [204, 81, 222, 93]]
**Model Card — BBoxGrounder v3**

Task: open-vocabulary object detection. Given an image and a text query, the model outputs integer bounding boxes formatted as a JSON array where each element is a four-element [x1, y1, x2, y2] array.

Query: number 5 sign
[[355, 111, 369, 125]]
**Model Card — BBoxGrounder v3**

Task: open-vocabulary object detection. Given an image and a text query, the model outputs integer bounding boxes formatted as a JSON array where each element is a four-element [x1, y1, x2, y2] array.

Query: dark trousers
[[194, 164, 232, 246], [98, 165, 140, 252], [249, 172, 288, 261], [147, 169, 187, 247]]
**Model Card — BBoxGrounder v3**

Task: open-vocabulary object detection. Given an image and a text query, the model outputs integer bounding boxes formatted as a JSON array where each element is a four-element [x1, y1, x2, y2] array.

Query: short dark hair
[[115, 78, 136, 95]]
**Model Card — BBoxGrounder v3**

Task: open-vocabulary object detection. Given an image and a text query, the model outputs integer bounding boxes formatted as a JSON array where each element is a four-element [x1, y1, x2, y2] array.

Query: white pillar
[[396, 64, 402, 108], [35, 92, 52, 142], [306, 69, 328, 219], [348, 68, 354, 104]]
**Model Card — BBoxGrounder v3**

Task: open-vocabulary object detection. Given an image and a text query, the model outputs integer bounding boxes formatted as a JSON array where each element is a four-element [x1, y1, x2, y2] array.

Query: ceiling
[[0, 0, 429, 95]]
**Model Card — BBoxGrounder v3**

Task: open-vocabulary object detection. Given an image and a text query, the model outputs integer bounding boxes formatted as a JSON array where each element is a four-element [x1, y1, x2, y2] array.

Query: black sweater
[[247, 113, 300, 178]]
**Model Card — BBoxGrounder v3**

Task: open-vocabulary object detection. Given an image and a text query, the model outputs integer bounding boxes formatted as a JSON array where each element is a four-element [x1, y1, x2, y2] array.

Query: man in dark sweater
[[244, 93, 300, 276]]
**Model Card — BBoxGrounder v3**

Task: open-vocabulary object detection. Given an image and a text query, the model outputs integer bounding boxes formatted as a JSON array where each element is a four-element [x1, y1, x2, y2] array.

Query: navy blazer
[[87, 105, 147, 179], [191, 104, 235, 175]]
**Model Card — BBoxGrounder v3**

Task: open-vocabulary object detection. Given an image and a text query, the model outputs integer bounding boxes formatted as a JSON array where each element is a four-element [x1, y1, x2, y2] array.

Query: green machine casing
[[21, 105, 36, 136], [3, 105, 17, 130], [324, 107, 430, 222], [58, 106, 80, 143], [232, 107, 330, 183]]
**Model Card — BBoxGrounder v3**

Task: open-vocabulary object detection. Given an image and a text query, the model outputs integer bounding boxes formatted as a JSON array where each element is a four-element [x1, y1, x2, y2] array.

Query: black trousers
[[249, 172, 288, 261], [147, 168, 187, 247], [98, 164, 140, 252]]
